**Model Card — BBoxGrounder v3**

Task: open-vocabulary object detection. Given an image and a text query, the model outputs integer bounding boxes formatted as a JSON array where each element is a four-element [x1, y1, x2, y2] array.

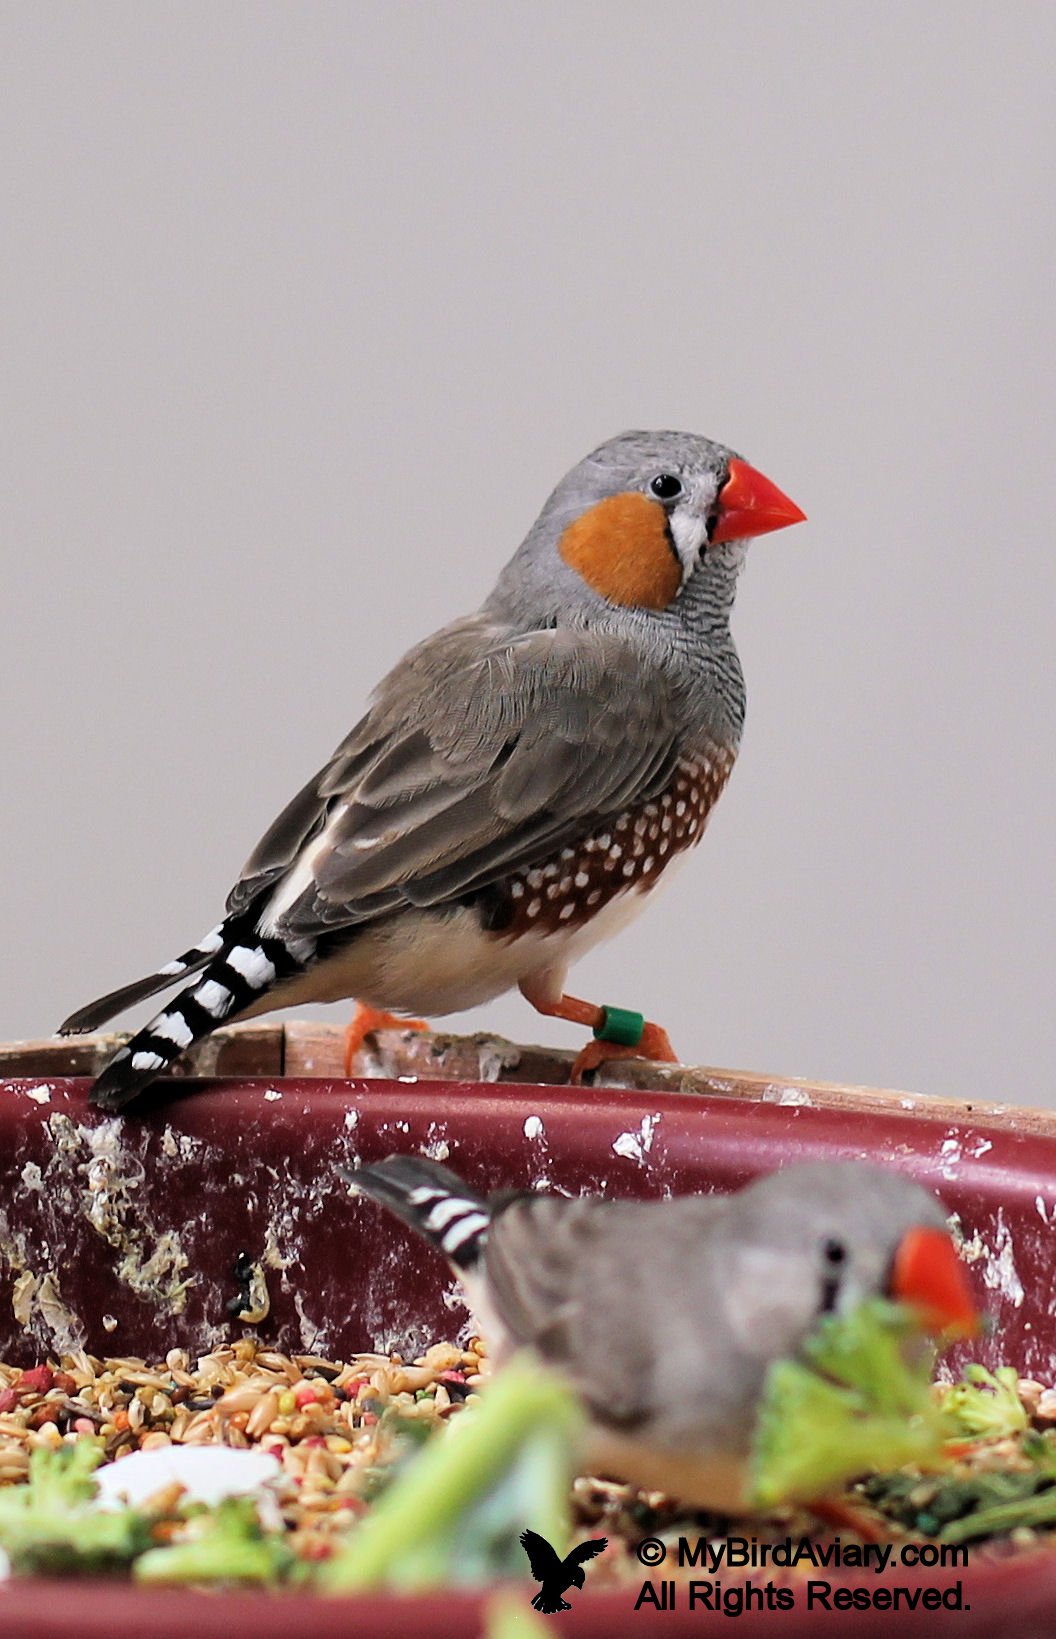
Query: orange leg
[[343, 1003, 430, 1076], [518, 980, 679, 1085]]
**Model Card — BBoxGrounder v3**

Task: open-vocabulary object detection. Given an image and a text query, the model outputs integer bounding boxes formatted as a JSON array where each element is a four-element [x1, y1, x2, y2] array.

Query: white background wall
[[3, 2, 1053, 1104]]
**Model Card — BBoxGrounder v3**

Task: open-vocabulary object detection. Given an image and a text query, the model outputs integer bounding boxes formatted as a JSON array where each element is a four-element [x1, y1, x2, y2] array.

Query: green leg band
[[593, 1005, 646, 1047]]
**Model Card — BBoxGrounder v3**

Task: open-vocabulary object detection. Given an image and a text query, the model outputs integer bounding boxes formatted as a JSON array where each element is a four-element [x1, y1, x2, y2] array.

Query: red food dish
[[1, 1072, 1054, 1635]]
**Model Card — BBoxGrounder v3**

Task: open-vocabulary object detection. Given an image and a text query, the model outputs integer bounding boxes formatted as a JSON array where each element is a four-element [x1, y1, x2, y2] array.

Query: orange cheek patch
[[558, 492, 682, 610]]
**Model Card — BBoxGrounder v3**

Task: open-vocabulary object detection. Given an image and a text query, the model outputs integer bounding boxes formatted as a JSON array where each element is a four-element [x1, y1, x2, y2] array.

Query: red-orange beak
[[710, 457, 806, 544], [891, 1226, 980, 1338]]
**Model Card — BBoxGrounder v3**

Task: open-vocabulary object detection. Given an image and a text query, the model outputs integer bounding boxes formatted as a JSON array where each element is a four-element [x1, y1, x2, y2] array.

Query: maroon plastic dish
[[1, 1072, 1055, 1636]]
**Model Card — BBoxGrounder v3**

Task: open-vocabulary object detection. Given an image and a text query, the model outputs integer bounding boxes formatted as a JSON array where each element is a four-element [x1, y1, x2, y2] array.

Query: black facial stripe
[[662, 513, 681, 571]]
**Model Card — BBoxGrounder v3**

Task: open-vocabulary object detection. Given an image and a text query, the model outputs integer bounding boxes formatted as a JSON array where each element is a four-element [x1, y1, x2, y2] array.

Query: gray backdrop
[[3, 2, 1053, 1104]]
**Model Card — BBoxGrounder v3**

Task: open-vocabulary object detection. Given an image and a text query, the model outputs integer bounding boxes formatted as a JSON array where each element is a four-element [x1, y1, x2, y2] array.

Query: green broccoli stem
[[134, 1537, 282, 1586], [323, 1355, 582, 1593], [939, 1486, 1056, 1546]]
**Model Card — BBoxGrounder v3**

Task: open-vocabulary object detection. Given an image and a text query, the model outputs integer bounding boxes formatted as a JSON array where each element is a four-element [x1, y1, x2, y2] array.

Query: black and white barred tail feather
[[87, 923, 312, 1112], [57, 924, 232, 1036], [342, 1156, 493, 1270]]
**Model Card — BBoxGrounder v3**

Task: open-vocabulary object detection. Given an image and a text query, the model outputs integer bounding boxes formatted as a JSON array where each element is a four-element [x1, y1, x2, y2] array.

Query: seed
[[246, 1390, 280, 1439]]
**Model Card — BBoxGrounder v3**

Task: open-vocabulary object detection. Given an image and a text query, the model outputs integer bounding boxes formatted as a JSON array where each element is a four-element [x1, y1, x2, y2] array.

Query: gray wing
[[484, 1196, 657, 1425], [484, 1194, 730, 1431], [229, 614, 681, 934]]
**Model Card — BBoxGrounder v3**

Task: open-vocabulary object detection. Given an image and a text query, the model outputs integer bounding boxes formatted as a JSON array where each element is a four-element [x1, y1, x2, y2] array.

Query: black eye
[[823, 1238, 847, 1267], [649, 473, 683, 501]]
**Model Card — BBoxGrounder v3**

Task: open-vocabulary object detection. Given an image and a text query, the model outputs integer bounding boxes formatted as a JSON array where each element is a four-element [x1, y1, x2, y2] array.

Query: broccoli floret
[[0, 1444, 150, 1577], [751, 1299, 947, 1508], [133, 1496, 295, 1586], [941, 1365, 1028, 1441]]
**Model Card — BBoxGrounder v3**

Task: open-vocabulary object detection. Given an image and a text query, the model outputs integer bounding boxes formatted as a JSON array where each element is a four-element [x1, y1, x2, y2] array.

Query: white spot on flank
[[527, 897, 541, 917], [559, 903, 575, 919], [574, 872, 589, 888], [194, 980, 232, 1018], [523, 1115, 545, 1140], [152, 1011, 194, 1048], [226, 945, 277, 989]]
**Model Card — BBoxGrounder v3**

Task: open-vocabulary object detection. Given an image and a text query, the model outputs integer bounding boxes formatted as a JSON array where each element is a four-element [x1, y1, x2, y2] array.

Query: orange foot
[[343, 1003, 431, 1076], [570, 1022, 678, 1086], [517, 981, 679, 1086]]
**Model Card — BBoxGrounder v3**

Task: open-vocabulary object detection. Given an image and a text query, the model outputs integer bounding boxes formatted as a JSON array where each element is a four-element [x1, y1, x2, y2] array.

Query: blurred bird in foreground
[[344, 1155, 979, 1513]]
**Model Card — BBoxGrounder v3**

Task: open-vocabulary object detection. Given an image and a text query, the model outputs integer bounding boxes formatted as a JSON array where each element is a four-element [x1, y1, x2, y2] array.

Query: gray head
[[711, 1160, 976, 1360], [486, 429, 805, 633]]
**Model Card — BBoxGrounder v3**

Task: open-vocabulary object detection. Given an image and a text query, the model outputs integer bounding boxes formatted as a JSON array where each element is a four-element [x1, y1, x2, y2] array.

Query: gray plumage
[[349, 1157, 949, 1506], [60, 431, 803, 1108]]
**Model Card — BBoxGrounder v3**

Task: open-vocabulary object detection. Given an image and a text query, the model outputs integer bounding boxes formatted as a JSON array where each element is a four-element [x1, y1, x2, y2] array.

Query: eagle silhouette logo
[[519, 1528, 608, 1612]]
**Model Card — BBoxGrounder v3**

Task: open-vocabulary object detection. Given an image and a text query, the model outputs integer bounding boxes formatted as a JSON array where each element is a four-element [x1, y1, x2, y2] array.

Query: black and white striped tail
[[58, 924, 233, 1036], [343, 1156, 492, 1270], [88, 923, 312, 1112]]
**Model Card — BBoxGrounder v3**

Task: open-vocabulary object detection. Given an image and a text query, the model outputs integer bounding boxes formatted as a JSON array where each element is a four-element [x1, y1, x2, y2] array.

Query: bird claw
[[569, 1023, 679, 1085], [343, 1005, 431, 1076]]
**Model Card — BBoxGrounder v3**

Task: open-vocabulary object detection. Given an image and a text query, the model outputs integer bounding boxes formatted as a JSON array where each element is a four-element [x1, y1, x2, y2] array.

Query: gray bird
[[60, 431, 805, 1109], [346, 1155, 979, 1512]]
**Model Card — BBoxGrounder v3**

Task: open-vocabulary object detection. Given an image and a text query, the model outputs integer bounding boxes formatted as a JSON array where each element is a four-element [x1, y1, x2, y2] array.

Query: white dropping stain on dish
[[1036, 1196, 1052, 1227], [981, 1210, 1024, 1307], [523, 1115, 546, 1141], [24, 1085, 52, 1105], [969, 1138, 992, 1158], [611, 1112, 661, 1165], [263, 1089, 282, 1102], [899, 1098, 916, 1110], [939, 1135, 963, 1179], [397, 1075, 419, 1084], [776, 1087, 812, 1107], [421, 1123, 451, 1162], [343, 1110, 360, 1132]]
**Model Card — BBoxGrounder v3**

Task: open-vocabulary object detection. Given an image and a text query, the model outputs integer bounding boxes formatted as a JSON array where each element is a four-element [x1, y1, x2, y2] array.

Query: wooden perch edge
[[0, 1020, 1050, 1137]]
